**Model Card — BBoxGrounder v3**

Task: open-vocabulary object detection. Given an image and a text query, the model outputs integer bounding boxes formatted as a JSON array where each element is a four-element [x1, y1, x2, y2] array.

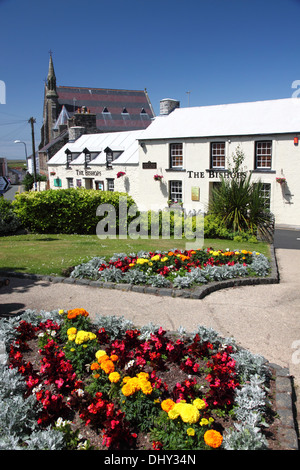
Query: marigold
[[168, 408, 180, 420], [204, 429, 223, 448], [75, 330, 96, 345], [90, 362, 100, 371], [137, 372, 149, 380], [161, 399, 176, 413], [67, 327, 77, 341], [121, 382, 135, 397], [139, 379, 153, 395], [108, 372, 121, 383], [193, 398, 206, 410], [110, 354, 119, 362], [100, 359, 115, 374], [96, 350, 108, 362], [67, 308, 89, 319], [179, 403, 200, 424]]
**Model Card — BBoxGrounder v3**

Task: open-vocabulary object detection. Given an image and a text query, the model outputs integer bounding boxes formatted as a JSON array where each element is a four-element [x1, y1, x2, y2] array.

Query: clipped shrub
[[12, 188, 136, 234]]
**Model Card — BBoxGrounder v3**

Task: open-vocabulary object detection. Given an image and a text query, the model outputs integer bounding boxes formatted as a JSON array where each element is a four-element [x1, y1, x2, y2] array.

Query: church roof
[[53, 105, 70, 130], [56, 86, 155, 132]]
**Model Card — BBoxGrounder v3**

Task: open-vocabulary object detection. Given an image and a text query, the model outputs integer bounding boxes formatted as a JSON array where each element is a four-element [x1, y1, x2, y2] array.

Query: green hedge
[[0, 197, 22, 235], [12, 189, 136, 234]]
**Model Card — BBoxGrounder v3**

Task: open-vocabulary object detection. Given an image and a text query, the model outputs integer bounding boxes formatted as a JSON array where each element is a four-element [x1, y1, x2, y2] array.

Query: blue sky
[[1, 0, 300, 159]]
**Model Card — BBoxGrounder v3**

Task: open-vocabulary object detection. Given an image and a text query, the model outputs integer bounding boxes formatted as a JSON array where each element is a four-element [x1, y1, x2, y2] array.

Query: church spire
[[46, 51, 58, 98]]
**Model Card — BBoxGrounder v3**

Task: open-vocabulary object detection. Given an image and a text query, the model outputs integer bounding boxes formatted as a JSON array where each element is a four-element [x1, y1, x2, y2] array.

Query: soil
[[19, 332, 282, 451]]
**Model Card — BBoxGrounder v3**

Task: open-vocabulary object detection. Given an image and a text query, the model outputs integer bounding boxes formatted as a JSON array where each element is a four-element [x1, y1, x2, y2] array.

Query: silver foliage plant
[[70, 251, 270, 289], [0, 309, 272, 450]]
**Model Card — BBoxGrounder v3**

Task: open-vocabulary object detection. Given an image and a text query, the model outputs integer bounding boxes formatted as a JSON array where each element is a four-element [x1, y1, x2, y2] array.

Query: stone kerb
[[1, 244, 280, 300]]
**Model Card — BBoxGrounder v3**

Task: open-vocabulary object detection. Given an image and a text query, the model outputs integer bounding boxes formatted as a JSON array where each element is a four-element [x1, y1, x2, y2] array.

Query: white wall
[[137, 134, 300, 227]]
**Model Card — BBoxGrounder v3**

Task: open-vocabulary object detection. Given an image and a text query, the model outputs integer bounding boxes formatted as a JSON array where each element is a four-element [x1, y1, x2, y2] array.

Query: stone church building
[[38, 54, 155, 174]]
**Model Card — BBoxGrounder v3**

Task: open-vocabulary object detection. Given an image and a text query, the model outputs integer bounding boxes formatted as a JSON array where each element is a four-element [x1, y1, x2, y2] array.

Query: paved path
[[1, 248, 300, 421]]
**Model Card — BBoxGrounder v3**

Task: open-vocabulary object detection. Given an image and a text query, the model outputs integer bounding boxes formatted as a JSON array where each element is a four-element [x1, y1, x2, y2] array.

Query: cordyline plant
[[208, 146, 274, 240]]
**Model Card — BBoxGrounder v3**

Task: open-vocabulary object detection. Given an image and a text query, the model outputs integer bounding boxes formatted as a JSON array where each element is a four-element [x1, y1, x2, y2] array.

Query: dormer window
[[140, 108, 147, 115], [83, 147, 91, 168], [105, 146, 114, 169], [65, 148, 72, 169], [102, 107, 109, 113], [122, 108, 129, 114]]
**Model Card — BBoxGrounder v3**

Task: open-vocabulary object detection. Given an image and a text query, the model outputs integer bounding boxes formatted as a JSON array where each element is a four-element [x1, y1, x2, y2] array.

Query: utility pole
[[28, 117, 37, 190]]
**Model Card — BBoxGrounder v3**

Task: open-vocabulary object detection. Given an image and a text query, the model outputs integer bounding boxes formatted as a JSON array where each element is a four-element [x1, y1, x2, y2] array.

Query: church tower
[[41, 53, 59, 148]]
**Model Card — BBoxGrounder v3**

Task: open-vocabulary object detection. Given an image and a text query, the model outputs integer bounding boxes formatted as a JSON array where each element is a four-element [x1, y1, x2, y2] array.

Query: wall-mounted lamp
[[294, 137, 298, 145]]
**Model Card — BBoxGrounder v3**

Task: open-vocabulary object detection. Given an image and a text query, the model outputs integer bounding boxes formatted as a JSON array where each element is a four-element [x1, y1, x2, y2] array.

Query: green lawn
[[0, 234, 270, 277]]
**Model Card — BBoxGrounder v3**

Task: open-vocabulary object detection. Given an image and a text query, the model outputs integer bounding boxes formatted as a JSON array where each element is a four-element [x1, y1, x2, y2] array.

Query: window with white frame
[[169, 180, 182, 202], [170, 143, 183, 169], [211, 142, 225, 168], [255, 141, 272, 169], [260, 183, 271, 209]]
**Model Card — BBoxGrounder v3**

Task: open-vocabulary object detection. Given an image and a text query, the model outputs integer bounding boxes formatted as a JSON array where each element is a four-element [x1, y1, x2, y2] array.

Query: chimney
[[68, 126, 85, 142], [160, 98, 180, 115], [68, 106, 97, 131]]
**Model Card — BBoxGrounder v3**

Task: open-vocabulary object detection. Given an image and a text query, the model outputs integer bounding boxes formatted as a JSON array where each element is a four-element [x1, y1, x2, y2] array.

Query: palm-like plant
[[208, 147, 273, 239]]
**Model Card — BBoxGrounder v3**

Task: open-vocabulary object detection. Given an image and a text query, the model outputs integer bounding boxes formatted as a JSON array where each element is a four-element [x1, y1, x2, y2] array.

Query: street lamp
[[14, 140, 28, 170]]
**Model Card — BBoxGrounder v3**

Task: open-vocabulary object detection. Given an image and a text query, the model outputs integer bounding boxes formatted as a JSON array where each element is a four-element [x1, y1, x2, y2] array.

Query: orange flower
[[204, 430, 223, 448], [100, 359, 115, 374], [67, 308, 89, 319], [90, 362, 100, 371], [97, 354, 109, 364], [161, 399, 175, 413], [168, 251, 174, 256], [110, 354, 119, 362], [93, 373, 100, 379]]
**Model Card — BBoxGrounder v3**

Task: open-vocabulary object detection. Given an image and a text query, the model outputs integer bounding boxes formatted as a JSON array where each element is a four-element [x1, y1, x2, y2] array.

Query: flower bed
[[70, 248, 270, 289], [0, 308, 279, 450]]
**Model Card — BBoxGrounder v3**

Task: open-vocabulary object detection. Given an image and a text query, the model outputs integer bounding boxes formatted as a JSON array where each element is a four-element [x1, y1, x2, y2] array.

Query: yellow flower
[[74, 330, 96, 345], [67, 327, 77, 336], [108, 372, 121, 383], [136, 258, 149, 265], [59, 309, 64, 315], [161, 256, 168, 262], [137, 372, 149, 380], [139, 379, 152, 395], [187, 428, 195, 436], [179, 404, 200, 424], [200, 418, 209, 426], [151, 255, 160, 261], [193, 398, 206, 410], [168, 408, 180, 420], [70, 348, 75, 352], [67, 327, 77, 341], [95, 350, 107, 360], [121, 382, 135, 397]]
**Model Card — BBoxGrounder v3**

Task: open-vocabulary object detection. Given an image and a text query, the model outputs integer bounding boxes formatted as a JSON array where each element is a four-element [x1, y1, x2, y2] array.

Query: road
[[2, 184, 24, 201], [274, 228, 300, 250]]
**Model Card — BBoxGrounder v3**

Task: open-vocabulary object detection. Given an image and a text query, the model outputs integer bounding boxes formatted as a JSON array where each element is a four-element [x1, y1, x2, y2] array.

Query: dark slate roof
[[56, 86, 155, 131]]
